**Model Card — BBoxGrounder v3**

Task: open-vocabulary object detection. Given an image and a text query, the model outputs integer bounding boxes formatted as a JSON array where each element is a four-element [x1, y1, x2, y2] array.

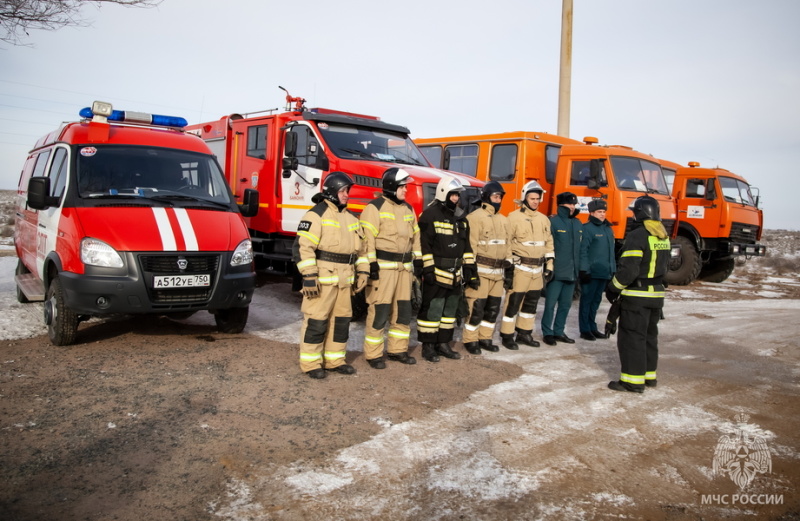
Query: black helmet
[[556, 191, 578, 205], [481, 181, 506, 202], [322, 172, 354, 208], [632, 195, 660, 222], [382, 167, 412, 202]]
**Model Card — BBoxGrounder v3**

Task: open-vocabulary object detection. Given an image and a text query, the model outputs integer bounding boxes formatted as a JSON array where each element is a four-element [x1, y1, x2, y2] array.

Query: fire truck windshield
[[610, 156, 670, 195], [317, 124, 429, 167], [77, 145, 232, 206]]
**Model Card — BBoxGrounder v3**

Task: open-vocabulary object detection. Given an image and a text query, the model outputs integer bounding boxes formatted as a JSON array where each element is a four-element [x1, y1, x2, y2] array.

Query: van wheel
[[698, 257, 736, 283], [15, 260, 30, 304], [665, 236, 701, 286], [215, 306, 249, 334], [45, 276, 79, 346]]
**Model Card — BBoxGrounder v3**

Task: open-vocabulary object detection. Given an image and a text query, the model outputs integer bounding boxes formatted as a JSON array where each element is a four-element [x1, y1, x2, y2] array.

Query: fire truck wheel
[[214, 306, 249, 334], [45, 276, 79, 346], [665, 236, 701, 286], [698, 257, 736, 283], [15, 259, 30, 304]]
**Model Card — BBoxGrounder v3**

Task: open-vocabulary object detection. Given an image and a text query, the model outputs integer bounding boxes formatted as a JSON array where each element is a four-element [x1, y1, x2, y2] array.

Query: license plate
[[153, 274, 211, 288]]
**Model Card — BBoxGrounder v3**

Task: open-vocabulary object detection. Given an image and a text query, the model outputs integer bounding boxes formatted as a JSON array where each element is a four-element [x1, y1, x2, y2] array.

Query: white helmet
[[521, 180, 546, 200], [434, 175, 465, 203]]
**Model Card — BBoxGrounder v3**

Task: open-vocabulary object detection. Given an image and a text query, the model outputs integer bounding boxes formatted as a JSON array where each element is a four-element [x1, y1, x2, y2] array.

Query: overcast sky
[[1, 0, 798, 230]]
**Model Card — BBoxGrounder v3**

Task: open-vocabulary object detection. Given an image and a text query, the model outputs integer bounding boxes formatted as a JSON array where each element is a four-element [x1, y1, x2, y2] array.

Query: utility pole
[[557, 0, 573, 138]]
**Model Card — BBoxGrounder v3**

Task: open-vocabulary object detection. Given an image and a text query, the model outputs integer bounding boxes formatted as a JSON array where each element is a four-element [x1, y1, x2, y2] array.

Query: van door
[[281, 123, 325, 233], [35, 146, 70, 275]]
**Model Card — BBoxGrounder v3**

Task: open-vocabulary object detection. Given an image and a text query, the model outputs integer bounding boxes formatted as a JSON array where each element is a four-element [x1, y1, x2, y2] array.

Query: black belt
[[376, 250, 414, 263], [518, 256, 545, 266], [633, 276, 663, 287], [434, 256, 463, 272], [476, 255, 505, 269], [316, 250, 358, 264]]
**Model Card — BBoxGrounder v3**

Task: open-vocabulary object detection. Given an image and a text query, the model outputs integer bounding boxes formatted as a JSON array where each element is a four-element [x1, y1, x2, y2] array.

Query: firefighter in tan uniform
[[462, 181, 510, 354], [499, 180, 555, 350], [359, 168, 422, 369], [294, 172, 369, 379]]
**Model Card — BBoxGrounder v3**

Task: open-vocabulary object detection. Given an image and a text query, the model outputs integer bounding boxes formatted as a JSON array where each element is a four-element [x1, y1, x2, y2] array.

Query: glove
[[301, 273, 320, 299], [369, 261, 380, 280], [605, 282, 620, 304], [579, 271, 591, 284], [413, 259, 423, 278], [463, 265, 480, 290], [503, 265, 515, 290], [354, 271, 369, 294], [543, 269, 554, 285], [422, 268, 436, 285]]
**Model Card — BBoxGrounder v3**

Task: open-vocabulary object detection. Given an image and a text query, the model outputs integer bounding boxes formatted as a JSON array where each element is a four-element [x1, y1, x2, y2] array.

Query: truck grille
[[138, 254, 221, 304], [729, 221, 760, 243]]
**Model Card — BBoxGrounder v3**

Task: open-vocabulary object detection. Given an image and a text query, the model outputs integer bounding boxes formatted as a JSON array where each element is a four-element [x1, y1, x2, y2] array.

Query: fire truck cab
[[14, 101, 259, 345]]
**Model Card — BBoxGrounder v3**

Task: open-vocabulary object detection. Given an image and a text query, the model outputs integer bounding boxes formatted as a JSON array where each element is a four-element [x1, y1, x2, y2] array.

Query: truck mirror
[[705, 179, 717, 201], [314, 154, 329, 171], [282, 157, 298, 178], [284, 132, 297, 157], [239, 188, 259, 217], [587, 178, 599, 189], [443, 149, 451, 170], [27, 177, 59, 210]]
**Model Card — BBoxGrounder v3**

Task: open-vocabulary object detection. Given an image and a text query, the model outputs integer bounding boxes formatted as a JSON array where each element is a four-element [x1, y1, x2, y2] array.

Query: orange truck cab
[[416, 131, 677, 246], [660, 159, 766, 284], [185, 89, 483, 274], [14, 101, 259, 345]]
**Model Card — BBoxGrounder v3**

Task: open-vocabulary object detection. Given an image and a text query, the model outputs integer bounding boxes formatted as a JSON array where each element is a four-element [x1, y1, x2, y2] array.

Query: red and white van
[[14, 101, 260, 345]]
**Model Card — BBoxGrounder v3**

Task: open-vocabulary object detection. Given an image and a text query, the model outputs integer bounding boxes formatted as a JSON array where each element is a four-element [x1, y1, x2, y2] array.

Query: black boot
[[501, 333, 519, 350], [436, 342, 461, 359], [515, 330, 540, 348], [463, 341, 482, 354], [422, 343, 440, 363], [387, 352, 417, 365], [478, 339, 499, 352]]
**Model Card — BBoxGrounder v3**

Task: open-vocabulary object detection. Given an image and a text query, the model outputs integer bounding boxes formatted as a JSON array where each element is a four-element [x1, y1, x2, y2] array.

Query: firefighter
[[462, 181, 510, 354], [417, 175, 475, 362], [294, 172, 369, 379], [605, 195, 670, 393], [359, 167, 422, 369], [578, 199, 616, 341], [541, 192, 582, 346], [499, 181, 554, 350]]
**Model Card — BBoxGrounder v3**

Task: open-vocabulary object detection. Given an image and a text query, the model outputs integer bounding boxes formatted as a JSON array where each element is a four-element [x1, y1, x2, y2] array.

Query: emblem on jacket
[[712, 413, 772, 489]]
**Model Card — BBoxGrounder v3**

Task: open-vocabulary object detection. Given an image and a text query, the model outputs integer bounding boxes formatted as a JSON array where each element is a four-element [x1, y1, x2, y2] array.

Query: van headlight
[[231, 239, 254, 266], [81, 238, 124, 268]]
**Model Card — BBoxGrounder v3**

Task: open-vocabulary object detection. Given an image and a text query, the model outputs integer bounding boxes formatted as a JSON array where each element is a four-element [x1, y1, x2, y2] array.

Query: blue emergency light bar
[[79, 104, 188, 129]]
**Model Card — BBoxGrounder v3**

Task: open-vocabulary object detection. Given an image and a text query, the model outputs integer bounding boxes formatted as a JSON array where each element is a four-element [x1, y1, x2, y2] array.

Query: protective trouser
[[541, 279, 575, 337], [299, 282, 352, 373], [500, 267, 543, 336], [616, 296, 661, 390], [578, 278, 609, 334], [463, 275, 504, 343], [417, 281, 462, 344], [363, 267, 413, 361]]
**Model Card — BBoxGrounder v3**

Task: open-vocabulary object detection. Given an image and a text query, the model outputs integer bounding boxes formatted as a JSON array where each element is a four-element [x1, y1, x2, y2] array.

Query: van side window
[[49, 148, 68, 199], [247, 125, 268, 159], [444, 144, 478, 177], [489, 144, 517, 182], [32, 150, 51, 178], [418, 145, 442, 168], [545, 145, 560, 184]]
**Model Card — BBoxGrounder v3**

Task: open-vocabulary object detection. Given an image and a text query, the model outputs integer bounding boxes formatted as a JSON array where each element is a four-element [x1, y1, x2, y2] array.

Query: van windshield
[[77, 145, 232, 205], [317, 124, 430, 166], [610, 157, 670, 195]]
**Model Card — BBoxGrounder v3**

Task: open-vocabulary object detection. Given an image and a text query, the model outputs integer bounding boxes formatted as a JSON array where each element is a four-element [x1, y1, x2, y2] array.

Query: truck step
[[15, 273, 45, 301]]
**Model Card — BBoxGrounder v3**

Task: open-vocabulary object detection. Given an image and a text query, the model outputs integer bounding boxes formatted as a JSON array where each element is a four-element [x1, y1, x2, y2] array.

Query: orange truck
[[185, 88, 483, 273], [415, 131, 677, 245], [659, 159, 766, 285]]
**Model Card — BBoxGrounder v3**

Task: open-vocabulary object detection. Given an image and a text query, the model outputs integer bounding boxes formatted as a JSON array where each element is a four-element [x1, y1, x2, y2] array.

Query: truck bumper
[[727, 242, 767, 257]]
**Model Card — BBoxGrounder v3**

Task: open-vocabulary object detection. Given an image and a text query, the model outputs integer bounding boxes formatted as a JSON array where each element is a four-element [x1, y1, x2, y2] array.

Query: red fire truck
[[185, 88, 484, 273]]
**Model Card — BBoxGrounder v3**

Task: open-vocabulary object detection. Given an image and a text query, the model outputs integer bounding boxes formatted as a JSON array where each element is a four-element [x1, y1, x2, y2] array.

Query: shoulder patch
[[297, 220, 313, 232], [310, 202, 327, 217]]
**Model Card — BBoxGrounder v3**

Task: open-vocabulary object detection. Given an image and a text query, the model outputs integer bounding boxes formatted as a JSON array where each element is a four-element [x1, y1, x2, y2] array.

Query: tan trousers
[[299, 282, 352, 373], [500, 267, 544, 335], [462, 275, 504, 343], [363, 268, 413, 360]]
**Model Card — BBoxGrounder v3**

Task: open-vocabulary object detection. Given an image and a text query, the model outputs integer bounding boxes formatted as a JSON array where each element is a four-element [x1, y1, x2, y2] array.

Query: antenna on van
[[279, 86, 306, 112]]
